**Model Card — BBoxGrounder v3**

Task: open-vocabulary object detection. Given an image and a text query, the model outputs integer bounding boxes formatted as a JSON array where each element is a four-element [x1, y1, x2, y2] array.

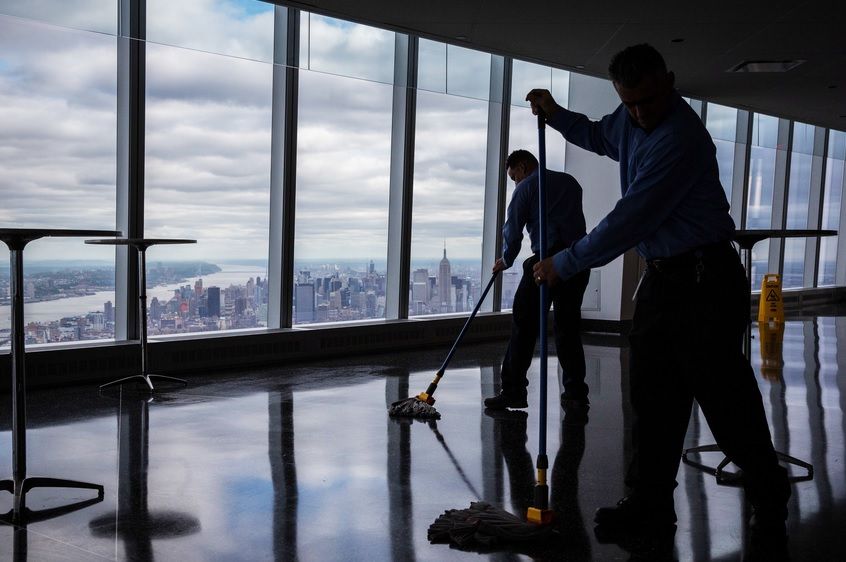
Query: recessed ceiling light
[[575, 64, 585, 69], [828, 85, 838, 89], [671, 38, 685, 43], [728, 60, 806, 73], [456, 35, 468, 41]]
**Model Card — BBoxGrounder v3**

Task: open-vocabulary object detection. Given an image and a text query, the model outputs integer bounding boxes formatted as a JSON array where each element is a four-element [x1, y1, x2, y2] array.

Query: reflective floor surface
[[1, 317, 845, 561]]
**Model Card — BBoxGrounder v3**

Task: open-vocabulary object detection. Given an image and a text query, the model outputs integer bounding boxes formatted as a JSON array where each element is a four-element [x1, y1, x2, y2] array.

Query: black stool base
[[682, 443, 813, 484]]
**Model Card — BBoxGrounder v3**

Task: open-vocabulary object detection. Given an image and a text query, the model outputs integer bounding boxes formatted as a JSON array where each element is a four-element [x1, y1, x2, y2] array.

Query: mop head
[[428, 501, 553, 550], [388, 396, 441, 419]]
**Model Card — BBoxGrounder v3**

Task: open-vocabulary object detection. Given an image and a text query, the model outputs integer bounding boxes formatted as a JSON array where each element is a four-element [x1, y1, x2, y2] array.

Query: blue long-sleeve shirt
[[501, 168, 587, 268], [547, 91, 736, 281]]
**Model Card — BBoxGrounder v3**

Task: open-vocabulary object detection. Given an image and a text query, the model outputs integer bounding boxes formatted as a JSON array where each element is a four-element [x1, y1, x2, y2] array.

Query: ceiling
[[277, 0, 846, 131]]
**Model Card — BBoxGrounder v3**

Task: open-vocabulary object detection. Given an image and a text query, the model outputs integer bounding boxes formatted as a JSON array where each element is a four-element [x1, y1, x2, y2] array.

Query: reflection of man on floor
[[485, 409, 591, 560]]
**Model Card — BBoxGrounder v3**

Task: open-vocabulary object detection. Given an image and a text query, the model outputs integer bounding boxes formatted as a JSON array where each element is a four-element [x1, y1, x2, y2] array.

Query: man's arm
[[526, 88, 621, 161], [538, 132, 697, 283], [500, 181, 530, 269], [547, 109, 622, 162]]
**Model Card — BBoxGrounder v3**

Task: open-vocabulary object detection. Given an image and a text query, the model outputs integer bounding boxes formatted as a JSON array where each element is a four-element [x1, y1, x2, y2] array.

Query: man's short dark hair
[[608, 43, 668, 88], [505, 149, 538, 170]]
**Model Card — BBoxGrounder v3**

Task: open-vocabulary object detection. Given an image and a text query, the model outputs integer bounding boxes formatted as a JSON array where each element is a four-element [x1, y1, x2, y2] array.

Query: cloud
[[1, 4, 516, 264]]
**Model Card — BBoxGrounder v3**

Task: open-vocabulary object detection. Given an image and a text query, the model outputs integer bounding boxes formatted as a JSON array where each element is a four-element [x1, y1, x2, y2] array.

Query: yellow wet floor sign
[[757, 273, 784, 323]]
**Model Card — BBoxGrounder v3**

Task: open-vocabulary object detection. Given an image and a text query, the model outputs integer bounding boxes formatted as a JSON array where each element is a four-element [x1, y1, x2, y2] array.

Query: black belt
[[647, 241, 733, 274]]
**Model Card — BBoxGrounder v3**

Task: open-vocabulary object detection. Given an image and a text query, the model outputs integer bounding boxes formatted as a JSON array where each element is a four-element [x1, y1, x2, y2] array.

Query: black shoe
[[483, 407, 529, 421], [594, 495, 677, 531], [483, 391, 528, 410]]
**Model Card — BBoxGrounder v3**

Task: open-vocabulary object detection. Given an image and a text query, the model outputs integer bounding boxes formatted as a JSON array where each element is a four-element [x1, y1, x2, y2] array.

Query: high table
[[681, 229, 835, 485], [0, 228, 117, 518], [85, 238, 196, 391]]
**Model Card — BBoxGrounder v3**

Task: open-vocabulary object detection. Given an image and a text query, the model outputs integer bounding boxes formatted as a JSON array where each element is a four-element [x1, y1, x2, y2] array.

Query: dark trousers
[[500, 255, 591, 398], [626, 243, 789, 510]]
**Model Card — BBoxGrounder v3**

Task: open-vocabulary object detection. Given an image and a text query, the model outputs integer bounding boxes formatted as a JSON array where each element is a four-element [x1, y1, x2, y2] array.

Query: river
[[0, 263, 267, 329]]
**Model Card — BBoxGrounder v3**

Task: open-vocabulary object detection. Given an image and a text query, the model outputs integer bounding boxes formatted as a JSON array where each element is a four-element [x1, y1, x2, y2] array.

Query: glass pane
[[783, 122, 815, 288], [502, 106, 568, 310], [147, 0, 274, 62], [818, 130, 846, 286], [706, 103, 738, 201], [417, 38, 446, 93], [0, 0, 117, 35], [144, 43, 273, 334], [294, 66, 393, 325], [303, 13, 394, 84], [511, 60, 550, 106], [746, 114, 780, 288], [410, 90, 488, 316], [706, 103, 738, 142], [0, 17, 117, 346], [446, 44, 489, 100]]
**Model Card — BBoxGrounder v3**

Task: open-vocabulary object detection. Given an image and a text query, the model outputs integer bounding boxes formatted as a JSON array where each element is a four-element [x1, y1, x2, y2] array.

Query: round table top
[[734, 229, 837, 249], [0, 228, 120, 240], [85, 238, 196, 247]]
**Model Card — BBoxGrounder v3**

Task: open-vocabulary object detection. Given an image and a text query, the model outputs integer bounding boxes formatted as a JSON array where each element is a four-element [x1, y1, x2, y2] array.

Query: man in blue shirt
[[528, 44, 790, 548], [483, 150, 591, 413]]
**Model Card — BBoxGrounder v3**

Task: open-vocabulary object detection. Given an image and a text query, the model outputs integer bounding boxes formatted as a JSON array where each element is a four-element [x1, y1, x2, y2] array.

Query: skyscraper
[[207, 287, 221, 318], [104, 300, 114, 323], [412, 268, 429, 302], [149, 297, 161, 322], [295, 283, 315, 323], [438, 244, 452, 313]]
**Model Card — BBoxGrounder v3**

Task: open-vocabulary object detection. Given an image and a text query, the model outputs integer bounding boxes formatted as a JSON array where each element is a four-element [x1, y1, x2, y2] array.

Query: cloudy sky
[[1, 0, 559, 267]]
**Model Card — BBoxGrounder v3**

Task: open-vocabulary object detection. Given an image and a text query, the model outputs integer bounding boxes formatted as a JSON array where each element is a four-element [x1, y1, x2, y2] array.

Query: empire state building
[[438, 244, 452, 313]]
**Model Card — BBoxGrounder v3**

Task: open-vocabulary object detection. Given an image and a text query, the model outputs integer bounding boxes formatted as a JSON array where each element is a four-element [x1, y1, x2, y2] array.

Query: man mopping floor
[[483, 149, 591, 418], [528, 43, 791, 559]]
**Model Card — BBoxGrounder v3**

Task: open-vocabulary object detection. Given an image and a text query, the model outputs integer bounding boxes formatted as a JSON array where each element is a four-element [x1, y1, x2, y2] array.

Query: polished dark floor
[[1, 317, 845, 561]]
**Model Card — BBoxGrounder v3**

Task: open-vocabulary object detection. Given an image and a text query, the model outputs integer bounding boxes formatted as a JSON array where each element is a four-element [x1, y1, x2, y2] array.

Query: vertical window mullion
[[732, 110, 752, 230], [115, 0, 145, 341], [804, 127, 828, 287], [268, 6, 299, 329], [385, 34, 417, 320], [481, 55, 511, 313], [768, 119, 793, 274]]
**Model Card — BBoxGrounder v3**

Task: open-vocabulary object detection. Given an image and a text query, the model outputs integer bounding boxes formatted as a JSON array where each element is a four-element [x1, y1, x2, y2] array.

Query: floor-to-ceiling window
[[500, 60, 569, 310], [4, 0, 846, 354], [409, 40, 489, 317], [0, 8, 117, 347], [293, 13, 394, 324], [783, 122, 815, 288], [144, 0, 274, 334], [819, 130, 846, 286], [746, 113, 780, 288], [705, 103, 738, 203]]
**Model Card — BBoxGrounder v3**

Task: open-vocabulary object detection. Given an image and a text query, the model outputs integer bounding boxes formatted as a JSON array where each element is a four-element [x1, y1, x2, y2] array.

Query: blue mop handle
[[537, 113, 548, 460]]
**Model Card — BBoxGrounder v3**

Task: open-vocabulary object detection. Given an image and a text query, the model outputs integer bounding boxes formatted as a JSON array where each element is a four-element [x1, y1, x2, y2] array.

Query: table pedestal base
[[100, 373, 187, 392]]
